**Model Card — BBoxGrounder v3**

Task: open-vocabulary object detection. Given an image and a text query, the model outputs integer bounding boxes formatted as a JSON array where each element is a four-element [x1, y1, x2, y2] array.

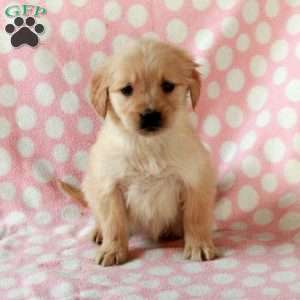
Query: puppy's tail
[[56, 179, 88, 208]]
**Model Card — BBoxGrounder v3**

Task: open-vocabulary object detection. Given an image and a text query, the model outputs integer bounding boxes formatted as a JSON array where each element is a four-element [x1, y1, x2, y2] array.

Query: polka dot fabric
[[1, 0, 300, 298]]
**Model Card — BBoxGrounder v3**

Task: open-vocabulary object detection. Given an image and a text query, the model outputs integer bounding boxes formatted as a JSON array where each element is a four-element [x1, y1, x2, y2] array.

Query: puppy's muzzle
[[139, 109, 162, 132]]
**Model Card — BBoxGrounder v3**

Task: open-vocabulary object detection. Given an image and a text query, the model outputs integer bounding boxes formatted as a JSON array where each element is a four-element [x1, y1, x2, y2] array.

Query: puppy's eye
[[120, 84, 133, 96], [161, 80, 175, 93]]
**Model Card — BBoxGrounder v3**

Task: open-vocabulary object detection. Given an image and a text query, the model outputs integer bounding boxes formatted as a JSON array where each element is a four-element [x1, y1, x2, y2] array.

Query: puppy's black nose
[[139, 109, 162, 132]]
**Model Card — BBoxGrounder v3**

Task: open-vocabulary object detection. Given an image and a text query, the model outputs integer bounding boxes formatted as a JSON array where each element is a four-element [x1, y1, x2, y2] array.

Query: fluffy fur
[[59, 39, 218, 266]]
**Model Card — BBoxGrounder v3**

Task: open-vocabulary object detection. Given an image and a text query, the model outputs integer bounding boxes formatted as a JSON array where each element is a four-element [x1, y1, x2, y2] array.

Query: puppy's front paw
[[91, 227, 102, 245], [184, 239, 218, 261], [96, 244, 128, 266]]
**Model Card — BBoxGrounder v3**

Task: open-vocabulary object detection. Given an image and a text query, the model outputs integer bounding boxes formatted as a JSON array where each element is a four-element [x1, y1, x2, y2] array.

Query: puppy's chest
[[121, 156, 183, 232]]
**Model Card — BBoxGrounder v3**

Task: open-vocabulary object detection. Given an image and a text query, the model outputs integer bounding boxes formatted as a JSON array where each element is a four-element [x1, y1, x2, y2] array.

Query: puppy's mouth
[[139, 109, 164, 135]]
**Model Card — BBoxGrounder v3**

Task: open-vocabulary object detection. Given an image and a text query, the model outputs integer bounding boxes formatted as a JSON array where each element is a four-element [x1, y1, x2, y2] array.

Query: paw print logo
[[5, 17, 44, 47]]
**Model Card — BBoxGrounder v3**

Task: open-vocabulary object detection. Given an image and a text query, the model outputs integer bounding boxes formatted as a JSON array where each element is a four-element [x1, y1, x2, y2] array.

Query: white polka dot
[[273, 66, 287, 85], [63, 61, 82, 85], [23, 272, 47, 285], [253, 209, 274, 225], [22, 186, 41, 209], [277, 107, 298, 129], [104, 1, 122, 21], [0, 182, 16, 202], [226, 68, 245, 92], [247, 263, 269, 273], [243, 276, 265, 287], [236, 33, 250, 52], [45, 0, 63, 13], [221, 289, 245, 299], [203, 115, 221, 137], [221, 17, 239, 38], [262, 287, 280, 297], [0, 84, 17, 107], [225, 105, 243, 128], [279, 212, 300, 231], [127, 4, 148, 28], [168, 275, 191, 286], [218, 171, 236, 191], [0, 277, 15, 289], [182, 263, 203, 273], [45, 116, 64, 140], [246, 85, 268, 111], [0, 117, 10, 140], [73, 150, 88, 172], [279, 257, 299, 268], [246, 245, 266, 256], [186, 284, 211, 296], [278, 192, 297, 208], [60, 91, 80, 114], [215, 197, 232, 221], [164, 0, 183, 10], [286, 0, 300, 6], [238, 185, 259, 212], [250, 55, 267, 77], [17, 137, 34, 158], [33, 49, 56, 74], [195, 29, 214, 50], [166, 19, 187, 44], [242, 155, 261, 178], [284, 159, 300, 184], [53, 144, 69, 163], [255, 22, 272, 44], [286, 14, 300, 35], [0, 31, 12, 54], [293, 133, 300, 154], [240, 131, 257, 150], [112, 34, 133, 53], [51, 282, 73, 298], [286, 79, 300, 102], [60, 19, 80, 43], [272, 271, 296, 283], [32, 159, 54, 183], [61, 258, 80, 271], [215, 46, 233, 70], [148, 266, 173, 276], [219, 141, 237, 163], [156, 290, 179, 300], [61, 204, 80, 221], [35, 82, 55, 106], [207, 81, 220, 99], [77, 117, 93, 135], [261, 173, 277, 192], [69, 0, 88, 7], [196, 57, 210, 78], [214, 258, 239, 270], [264, 138, 286, 163], [295, 42, 300, 60], [242, 0, 259, 23], [35, 211, 52, 225], [256, 232, 274, 241], [90, 51, 106, 72], [213, 273, 234, 285], [84, 19, 106, 44], [9, 59, 27, 81], [273, 243, 295, 255], [265, 0, 279, 18], [256, 110, 271, 127], [5, 211, 26, 225], [217, 0, 237, 10], [16, 105, 37, 130], [192, 0, 211, 10], [270, 39, 289, 62]]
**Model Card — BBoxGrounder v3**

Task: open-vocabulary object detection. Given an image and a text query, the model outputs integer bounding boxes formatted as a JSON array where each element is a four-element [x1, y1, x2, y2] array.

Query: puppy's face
[[91, 39, 201, 136]]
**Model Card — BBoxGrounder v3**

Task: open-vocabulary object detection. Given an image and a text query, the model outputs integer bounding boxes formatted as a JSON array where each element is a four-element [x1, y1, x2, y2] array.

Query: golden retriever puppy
[[59, 39, 218, 266]]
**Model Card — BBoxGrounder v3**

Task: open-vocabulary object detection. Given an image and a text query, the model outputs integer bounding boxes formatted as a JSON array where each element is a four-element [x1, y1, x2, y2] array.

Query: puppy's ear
[[90, 64, 110, 118], [189, 68, 201, 109]]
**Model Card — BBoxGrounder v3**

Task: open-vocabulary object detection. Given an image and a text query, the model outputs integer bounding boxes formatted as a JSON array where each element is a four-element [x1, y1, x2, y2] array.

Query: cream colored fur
[[61, 39, 218, 266]]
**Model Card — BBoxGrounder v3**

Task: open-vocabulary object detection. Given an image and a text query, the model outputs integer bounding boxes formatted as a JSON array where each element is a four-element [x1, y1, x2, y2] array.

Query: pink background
[[1, 0, 300, 299]]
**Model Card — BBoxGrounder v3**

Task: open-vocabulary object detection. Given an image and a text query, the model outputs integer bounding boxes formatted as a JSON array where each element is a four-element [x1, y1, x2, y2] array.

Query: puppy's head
[[90, 39, 201, 136]]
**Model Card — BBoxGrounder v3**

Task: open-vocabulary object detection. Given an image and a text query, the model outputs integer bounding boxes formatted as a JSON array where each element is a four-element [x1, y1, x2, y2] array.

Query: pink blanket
[[1, 0, 300, 299]]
